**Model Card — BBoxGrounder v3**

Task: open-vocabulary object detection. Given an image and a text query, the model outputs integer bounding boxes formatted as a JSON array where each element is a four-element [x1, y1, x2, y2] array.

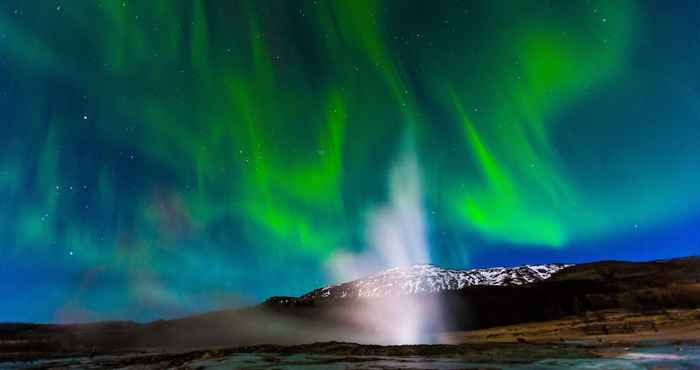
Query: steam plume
[[329, 139, 438, 344]]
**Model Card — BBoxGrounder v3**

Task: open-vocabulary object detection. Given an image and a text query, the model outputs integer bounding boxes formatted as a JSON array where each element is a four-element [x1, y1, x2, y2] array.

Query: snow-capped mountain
[[303, 263, 572, 300]]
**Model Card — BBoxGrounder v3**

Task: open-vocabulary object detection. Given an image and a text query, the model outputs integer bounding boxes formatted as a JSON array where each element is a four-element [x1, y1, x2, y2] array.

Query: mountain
[[302, 263, 571, 300], [2, 256, 699, 359], [265, 257, 700, 332]]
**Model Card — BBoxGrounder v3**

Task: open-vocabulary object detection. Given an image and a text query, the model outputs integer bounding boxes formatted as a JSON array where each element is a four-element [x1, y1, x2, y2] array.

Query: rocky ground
[[2, 308, 698, 369], [441, 307, 700, 344]]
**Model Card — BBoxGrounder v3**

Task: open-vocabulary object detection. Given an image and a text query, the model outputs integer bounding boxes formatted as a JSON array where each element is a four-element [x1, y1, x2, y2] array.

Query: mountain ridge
[[301, 263, 572, 300], [1, 256, 699, 358]]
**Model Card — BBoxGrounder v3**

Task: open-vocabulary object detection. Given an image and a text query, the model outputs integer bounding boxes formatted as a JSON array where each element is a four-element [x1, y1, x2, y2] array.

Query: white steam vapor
[[367, 146, 429, 268], [328, 141, 438, 344]]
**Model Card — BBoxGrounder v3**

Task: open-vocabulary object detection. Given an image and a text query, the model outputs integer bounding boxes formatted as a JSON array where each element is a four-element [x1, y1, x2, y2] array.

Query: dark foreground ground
[[3, 340, 700, 369], [2, 308, 699, 369], [0, 341, 611, 369]]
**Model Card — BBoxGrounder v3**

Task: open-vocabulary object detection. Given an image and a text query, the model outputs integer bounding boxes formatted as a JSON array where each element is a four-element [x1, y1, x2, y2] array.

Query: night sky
[[1, 0, 699, 323]]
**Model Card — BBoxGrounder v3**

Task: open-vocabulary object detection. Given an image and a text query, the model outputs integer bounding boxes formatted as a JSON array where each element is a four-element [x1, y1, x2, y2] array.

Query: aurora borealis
[[1, 0, 699, 323]]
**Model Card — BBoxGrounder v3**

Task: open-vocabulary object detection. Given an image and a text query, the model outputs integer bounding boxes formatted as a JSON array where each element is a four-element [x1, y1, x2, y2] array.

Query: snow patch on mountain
[[305, 263, 572, 300]]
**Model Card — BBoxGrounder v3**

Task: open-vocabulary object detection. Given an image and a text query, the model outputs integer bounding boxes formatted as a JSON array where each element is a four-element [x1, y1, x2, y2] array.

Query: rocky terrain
[[3, 317, 699, 369]]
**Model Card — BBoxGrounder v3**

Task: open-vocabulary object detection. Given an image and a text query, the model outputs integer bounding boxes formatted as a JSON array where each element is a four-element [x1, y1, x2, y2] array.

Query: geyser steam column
[[366, 144, 429, 270], [328, 140, 439, 344]]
